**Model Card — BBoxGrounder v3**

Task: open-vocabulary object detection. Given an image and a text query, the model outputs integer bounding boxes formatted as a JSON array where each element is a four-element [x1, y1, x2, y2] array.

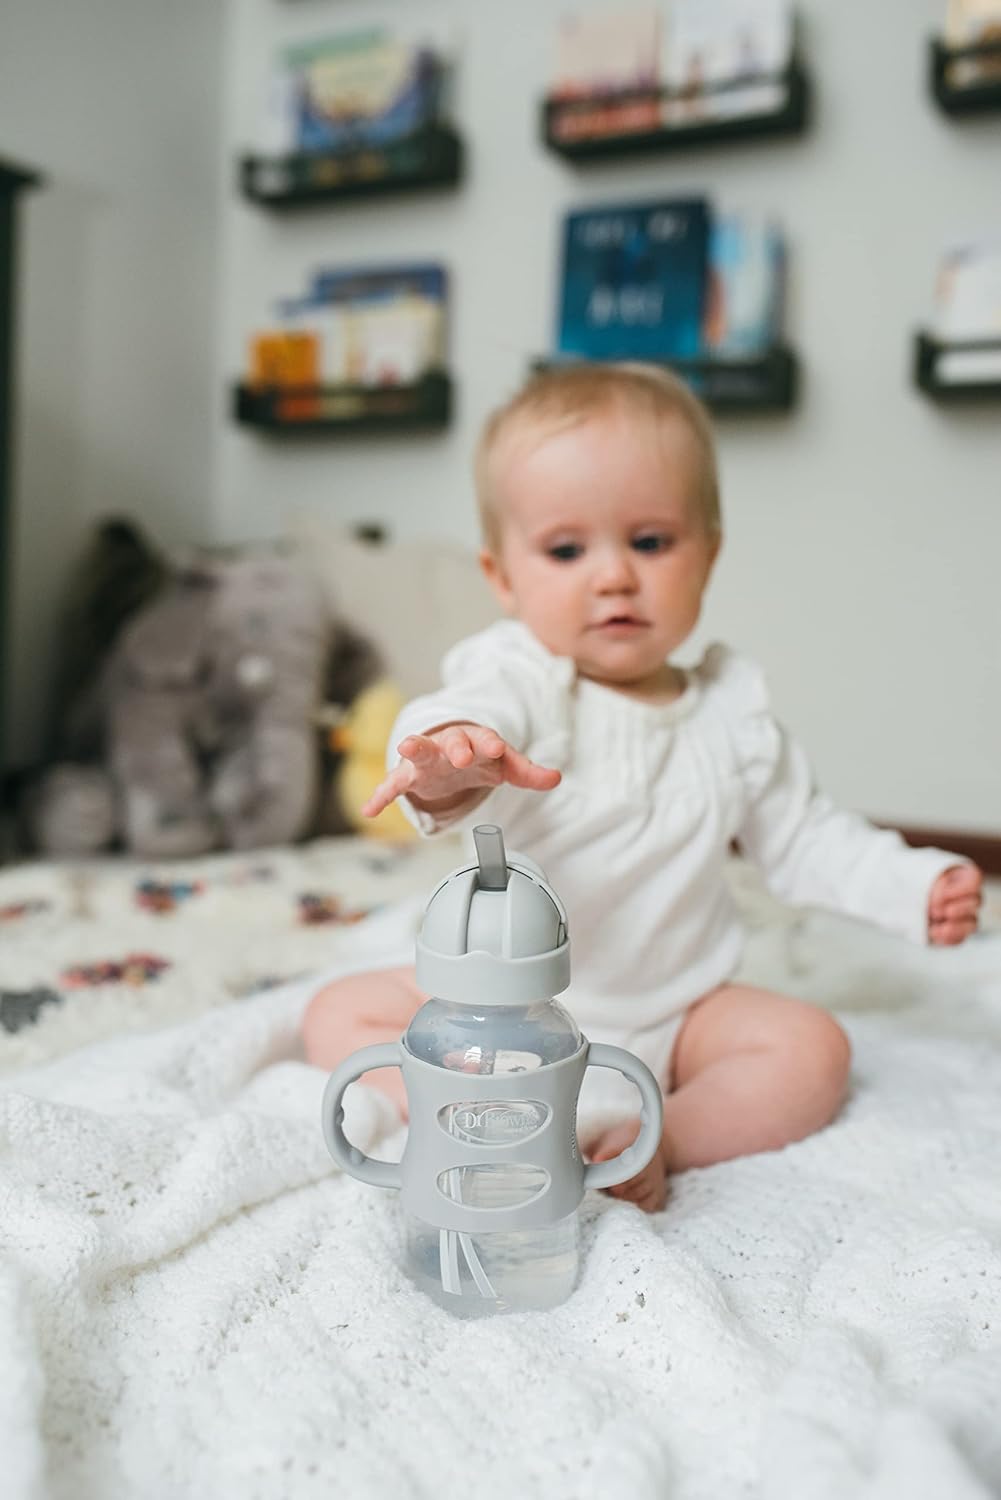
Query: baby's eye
[[547, 542, 583, 562], [632, 533, 674, 554]]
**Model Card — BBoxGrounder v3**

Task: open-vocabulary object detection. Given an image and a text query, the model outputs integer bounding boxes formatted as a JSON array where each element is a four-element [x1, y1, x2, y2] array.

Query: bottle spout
[[473, 823, 508, 891]]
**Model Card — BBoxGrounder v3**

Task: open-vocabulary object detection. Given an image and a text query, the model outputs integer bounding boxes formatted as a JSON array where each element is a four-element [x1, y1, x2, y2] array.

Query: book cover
[[944, 0, 1001, 87], [935, 240, 1001, 339], [664, 0, 793, 124], [552, 5, 662, 94], [307, 264, 447, 386], [557, 199, 711, 360], [550, 6, 662, 140], [276, 29, 443, 154], [703, 215, 785, 356], [248, 298, 323, 417]]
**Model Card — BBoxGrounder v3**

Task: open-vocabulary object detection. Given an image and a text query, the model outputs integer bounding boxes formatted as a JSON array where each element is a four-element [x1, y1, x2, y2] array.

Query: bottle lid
[[415, 825, 570, 1006]]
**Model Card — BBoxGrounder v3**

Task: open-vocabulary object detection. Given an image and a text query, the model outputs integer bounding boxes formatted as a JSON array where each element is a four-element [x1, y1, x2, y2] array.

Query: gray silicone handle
[[320, 1042, 404, 1189], [582, 1043, 664, 1191]]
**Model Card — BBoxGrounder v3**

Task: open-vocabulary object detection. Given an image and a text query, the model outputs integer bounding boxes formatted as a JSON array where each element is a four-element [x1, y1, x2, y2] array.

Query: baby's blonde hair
[[475, 362, 721, 551]]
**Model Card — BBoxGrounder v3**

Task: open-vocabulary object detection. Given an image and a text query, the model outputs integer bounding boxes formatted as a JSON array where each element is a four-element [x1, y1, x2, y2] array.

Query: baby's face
[[481, 409, 719, 690]]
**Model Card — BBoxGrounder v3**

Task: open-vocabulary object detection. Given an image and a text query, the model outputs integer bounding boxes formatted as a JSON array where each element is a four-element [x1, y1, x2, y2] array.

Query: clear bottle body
[[402, 996, 582, 1316]]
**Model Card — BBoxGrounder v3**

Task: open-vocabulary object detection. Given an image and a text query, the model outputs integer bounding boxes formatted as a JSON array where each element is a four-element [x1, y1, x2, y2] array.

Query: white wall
[[0, 0, 225, 766], [5, 0, 998, 834], [217, 0, 1001, 834], [218, 0, 1001, 834]]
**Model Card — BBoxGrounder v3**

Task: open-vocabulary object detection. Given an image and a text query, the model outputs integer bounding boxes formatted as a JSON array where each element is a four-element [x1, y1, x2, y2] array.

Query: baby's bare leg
[[663, 982, 852, 1172], [591, 984, 851, 1211], [302, 965, 424, 1118]]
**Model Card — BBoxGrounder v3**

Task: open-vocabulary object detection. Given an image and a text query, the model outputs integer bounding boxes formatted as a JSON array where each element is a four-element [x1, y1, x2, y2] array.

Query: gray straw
[[473, 824, 509, 890], [437, 827, 507, 1300]]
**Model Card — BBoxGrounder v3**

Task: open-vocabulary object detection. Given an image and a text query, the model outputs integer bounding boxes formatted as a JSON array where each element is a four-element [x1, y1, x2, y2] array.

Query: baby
[[303, 363, 983, 1213]]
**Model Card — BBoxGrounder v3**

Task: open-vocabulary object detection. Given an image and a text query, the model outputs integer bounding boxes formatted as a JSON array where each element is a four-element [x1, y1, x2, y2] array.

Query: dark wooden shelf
[[534, 348, 798, 415], [929, 35, 1001, 116], [541, 59, 809, 161], [914, 331, 1001, 401], [232, 371, 453, 434], [239, 125, 463, 209]]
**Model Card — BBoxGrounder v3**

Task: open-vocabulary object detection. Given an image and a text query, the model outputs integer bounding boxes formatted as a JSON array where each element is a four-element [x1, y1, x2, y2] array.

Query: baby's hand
[[361, 723, 561, 820], [586, 1117, 671, 1214], [928, 864, 983, 945]]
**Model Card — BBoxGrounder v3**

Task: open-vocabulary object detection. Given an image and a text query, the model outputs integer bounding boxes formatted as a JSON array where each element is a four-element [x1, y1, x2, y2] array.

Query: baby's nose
[[594, 549, 639, 591]]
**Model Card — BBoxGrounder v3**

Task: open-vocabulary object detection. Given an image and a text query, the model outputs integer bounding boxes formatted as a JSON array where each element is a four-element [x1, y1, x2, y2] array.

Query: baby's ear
[[479, 548, 515, 613]]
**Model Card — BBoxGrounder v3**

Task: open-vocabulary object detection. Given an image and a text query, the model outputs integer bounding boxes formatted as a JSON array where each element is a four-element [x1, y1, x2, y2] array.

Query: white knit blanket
[[3, 877, 1001, 1499]]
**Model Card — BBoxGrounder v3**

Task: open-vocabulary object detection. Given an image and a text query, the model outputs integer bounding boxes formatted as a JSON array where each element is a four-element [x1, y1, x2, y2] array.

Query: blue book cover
[[557, 199, 710, 360], [704, 214, 785, 356]]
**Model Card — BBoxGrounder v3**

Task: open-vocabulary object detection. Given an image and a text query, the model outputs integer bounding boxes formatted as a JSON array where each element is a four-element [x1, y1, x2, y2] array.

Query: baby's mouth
[[592, 615, 648, 630]]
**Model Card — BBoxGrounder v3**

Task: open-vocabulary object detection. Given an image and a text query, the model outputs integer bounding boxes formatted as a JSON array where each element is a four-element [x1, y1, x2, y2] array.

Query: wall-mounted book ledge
[[535, 348, 798, 414], [929, 36, 1001, 116], [914, 332, 1001, 401], [239, 125, 463, 209], [541, 60, 809, 161], [233, 371, 452, 434]]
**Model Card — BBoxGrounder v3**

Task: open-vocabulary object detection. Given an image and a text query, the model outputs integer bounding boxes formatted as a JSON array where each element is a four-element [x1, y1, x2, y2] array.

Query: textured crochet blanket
[[3, 873, 1001, 1499]]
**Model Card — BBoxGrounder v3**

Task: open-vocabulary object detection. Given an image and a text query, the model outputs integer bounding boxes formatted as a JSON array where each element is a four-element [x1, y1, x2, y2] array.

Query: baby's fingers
[[929, 915, 978, 946], [463, 726, 508, 761], [397, 733, 450, 766], [941, 894, 982, 922], [434, 726, 483, 769], [500, 746, 562, 792], [361, 763, 414, 819], [935, 865, 983, 904]]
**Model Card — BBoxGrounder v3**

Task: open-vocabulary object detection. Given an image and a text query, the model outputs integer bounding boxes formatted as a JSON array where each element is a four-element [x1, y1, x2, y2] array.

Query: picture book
[[265, 28, 446, 155], [944, 0, 1001, 86], [935, 241, 1001, 335], [550, 6, 662, 139], [663, 0, 793, 124], [249, 303, 323, 417], [552, 5, 662, 94], [308, 264, 447, 386], [703, 214, 785, 356], [249, 265, 447, 391], [557, 198, 711, 360]]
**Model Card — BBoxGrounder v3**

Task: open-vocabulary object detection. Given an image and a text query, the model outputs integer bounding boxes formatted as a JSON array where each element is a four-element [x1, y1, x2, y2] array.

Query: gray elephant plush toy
[[30, 550, 362, 857]]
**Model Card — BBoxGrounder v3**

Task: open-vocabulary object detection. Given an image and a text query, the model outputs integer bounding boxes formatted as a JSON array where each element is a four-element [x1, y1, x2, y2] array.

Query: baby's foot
[[587, 1117, 671, 1213]]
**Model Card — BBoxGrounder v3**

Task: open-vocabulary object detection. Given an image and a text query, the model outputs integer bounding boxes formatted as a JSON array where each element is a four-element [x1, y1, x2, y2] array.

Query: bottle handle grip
[[582, 1043, 665, 1191], [320, 1042, 404, 1189]]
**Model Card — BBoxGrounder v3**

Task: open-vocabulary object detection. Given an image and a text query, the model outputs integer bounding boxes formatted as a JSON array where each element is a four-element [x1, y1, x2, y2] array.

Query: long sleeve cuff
[[867, 842, 973, 946]]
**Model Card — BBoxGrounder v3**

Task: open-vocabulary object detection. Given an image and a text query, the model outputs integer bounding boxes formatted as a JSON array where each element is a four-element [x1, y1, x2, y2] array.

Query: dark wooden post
[[0, 157, 43, 790]]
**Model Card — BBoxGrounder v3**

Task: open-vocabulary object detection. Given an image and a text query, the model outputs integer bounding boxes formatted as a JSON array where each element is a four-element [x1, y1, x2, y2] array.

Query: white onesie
[[391, 620, 959, 1109]]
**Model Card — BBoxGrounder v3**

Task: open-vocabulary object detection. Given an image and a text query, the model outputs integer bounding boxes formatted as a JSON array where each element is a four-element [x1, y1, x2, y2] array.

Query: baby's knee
[[301, 981, 347, 1069], [819, 1011, 852, 1092], [786, 1007, 852, 1116], [301, 966, 421, 1070]]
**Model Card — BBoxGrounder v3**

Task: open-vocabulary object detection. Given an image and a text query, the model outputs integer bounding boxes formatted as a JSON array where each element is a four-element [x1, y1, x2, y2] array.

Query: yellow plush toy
[[328, 679, 417, 841]]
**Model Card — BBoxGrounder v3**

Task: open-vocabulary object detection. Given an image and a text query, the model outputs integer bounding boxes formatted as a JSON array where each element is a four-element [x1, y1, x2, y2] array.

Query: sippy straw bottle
[[321, 824, 663, 1316]]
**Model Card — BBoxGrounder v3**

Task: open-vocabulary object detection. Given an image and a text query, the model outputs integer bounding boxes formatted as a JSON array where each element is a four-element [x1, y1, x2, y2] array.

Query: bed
[[2, 825, 1001, 1500]]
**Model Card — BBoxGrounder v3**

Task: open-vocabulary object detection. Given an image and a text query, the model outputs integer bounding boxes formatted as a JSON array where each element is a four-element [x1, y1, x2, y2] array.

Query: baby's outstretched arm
[[362, 722, 561, 822]]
